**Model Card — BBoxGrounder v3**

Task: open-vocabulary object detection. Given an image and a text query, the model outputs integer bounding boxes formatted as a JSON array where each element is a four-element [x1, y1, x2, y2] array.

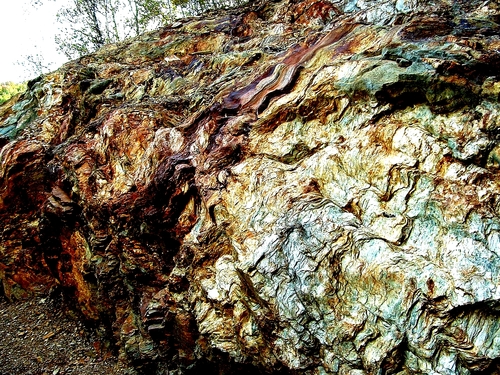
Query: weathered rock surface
[[2, 0, 500, 373]]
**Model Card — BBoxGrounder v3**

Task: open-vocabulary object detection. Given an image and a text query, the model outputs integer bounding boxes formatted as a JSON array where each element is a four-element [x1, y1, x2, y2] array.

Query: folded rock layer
[[1, 0, 500, 373]]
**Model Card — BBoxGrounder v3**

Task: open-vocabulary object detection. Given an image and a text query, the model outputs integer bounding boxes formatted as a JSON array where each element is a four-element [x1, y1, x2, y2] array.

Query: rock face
[[2, 0, 500, 373]]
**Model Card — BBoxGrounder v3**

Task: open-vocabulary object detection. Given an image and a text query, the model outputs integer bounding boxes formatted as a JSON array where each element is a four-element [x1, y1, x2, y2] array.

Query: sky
[[0, 0, 69, 83]]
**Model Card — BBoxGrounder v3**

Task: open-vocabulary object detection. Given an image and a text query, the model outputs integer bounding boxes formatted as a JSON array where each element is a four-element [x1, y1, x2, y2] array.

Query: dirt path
[[0, 295, 130, 375]]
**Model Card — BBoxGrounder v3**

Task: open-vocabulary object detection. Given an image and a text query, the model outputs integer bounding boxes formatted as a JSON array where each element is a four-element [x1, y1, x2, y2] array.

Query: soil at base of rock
[[0, 295, 131, 375]]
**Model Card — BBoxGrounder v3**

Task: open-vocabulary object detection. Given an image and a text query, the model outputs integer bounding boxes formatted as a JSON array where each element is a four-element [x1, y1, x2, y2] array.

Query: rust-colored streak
[[242, 64, 299, 112], [283, 21, 358, 65], [400, 16, 454, 39], [222, 21, 357, 116], [291, 0, 340, 22], [223, 80, 260, 111]]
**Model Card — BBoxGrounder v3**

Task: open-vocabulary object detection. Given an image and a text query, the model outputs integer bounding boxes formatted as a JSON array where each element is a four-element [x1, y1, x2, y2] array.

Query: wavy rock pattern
[[1, 0, 500, 373]]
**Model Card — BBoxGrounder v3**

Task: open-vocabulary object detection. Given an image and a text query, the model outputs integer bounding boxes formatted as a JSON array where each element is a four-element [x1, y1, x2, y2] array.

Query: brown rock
[[1, 0, 500, 373]]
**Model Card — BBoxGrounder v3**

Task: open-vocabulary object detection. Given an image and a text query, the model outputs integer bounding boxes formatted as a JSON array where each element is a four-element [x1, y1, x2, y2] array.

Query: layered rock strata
[[1, 0, 500, 373]]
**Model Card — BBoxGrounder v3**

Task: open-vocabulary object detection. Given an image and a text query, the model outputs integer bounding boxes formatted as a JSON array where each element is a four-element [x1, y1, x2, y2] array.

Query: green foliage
[[0, 82, 27, 106]]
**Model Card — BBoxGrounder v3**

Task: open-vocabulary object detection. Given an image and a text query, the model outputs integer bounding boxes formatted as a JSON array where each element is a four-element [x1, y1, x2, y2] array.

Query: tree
[[54, 0, 247, 59], [55, 0, 125, 59], [126, 0, 174, 34], [18, 52, 57, 78], [55, 0, 181, 59]]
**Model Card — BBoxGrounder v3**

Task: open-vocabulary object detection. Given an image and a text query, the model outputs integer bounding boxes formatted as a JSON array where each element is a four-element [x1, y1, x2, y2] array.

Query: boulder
[[1, 0, 500, 373]]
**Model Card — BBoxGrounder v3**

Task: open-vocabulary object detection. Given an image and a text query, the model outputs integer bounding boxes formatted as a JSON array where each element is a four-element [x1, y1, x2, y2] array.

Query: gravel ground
[[0, 295, 130, 375]]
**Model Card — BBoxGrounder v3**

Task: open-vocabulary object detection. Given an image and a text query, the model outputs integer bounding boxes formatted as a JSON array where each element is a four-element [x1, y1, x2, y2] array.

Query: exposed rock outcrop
[[2, 0, 500, 373]]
